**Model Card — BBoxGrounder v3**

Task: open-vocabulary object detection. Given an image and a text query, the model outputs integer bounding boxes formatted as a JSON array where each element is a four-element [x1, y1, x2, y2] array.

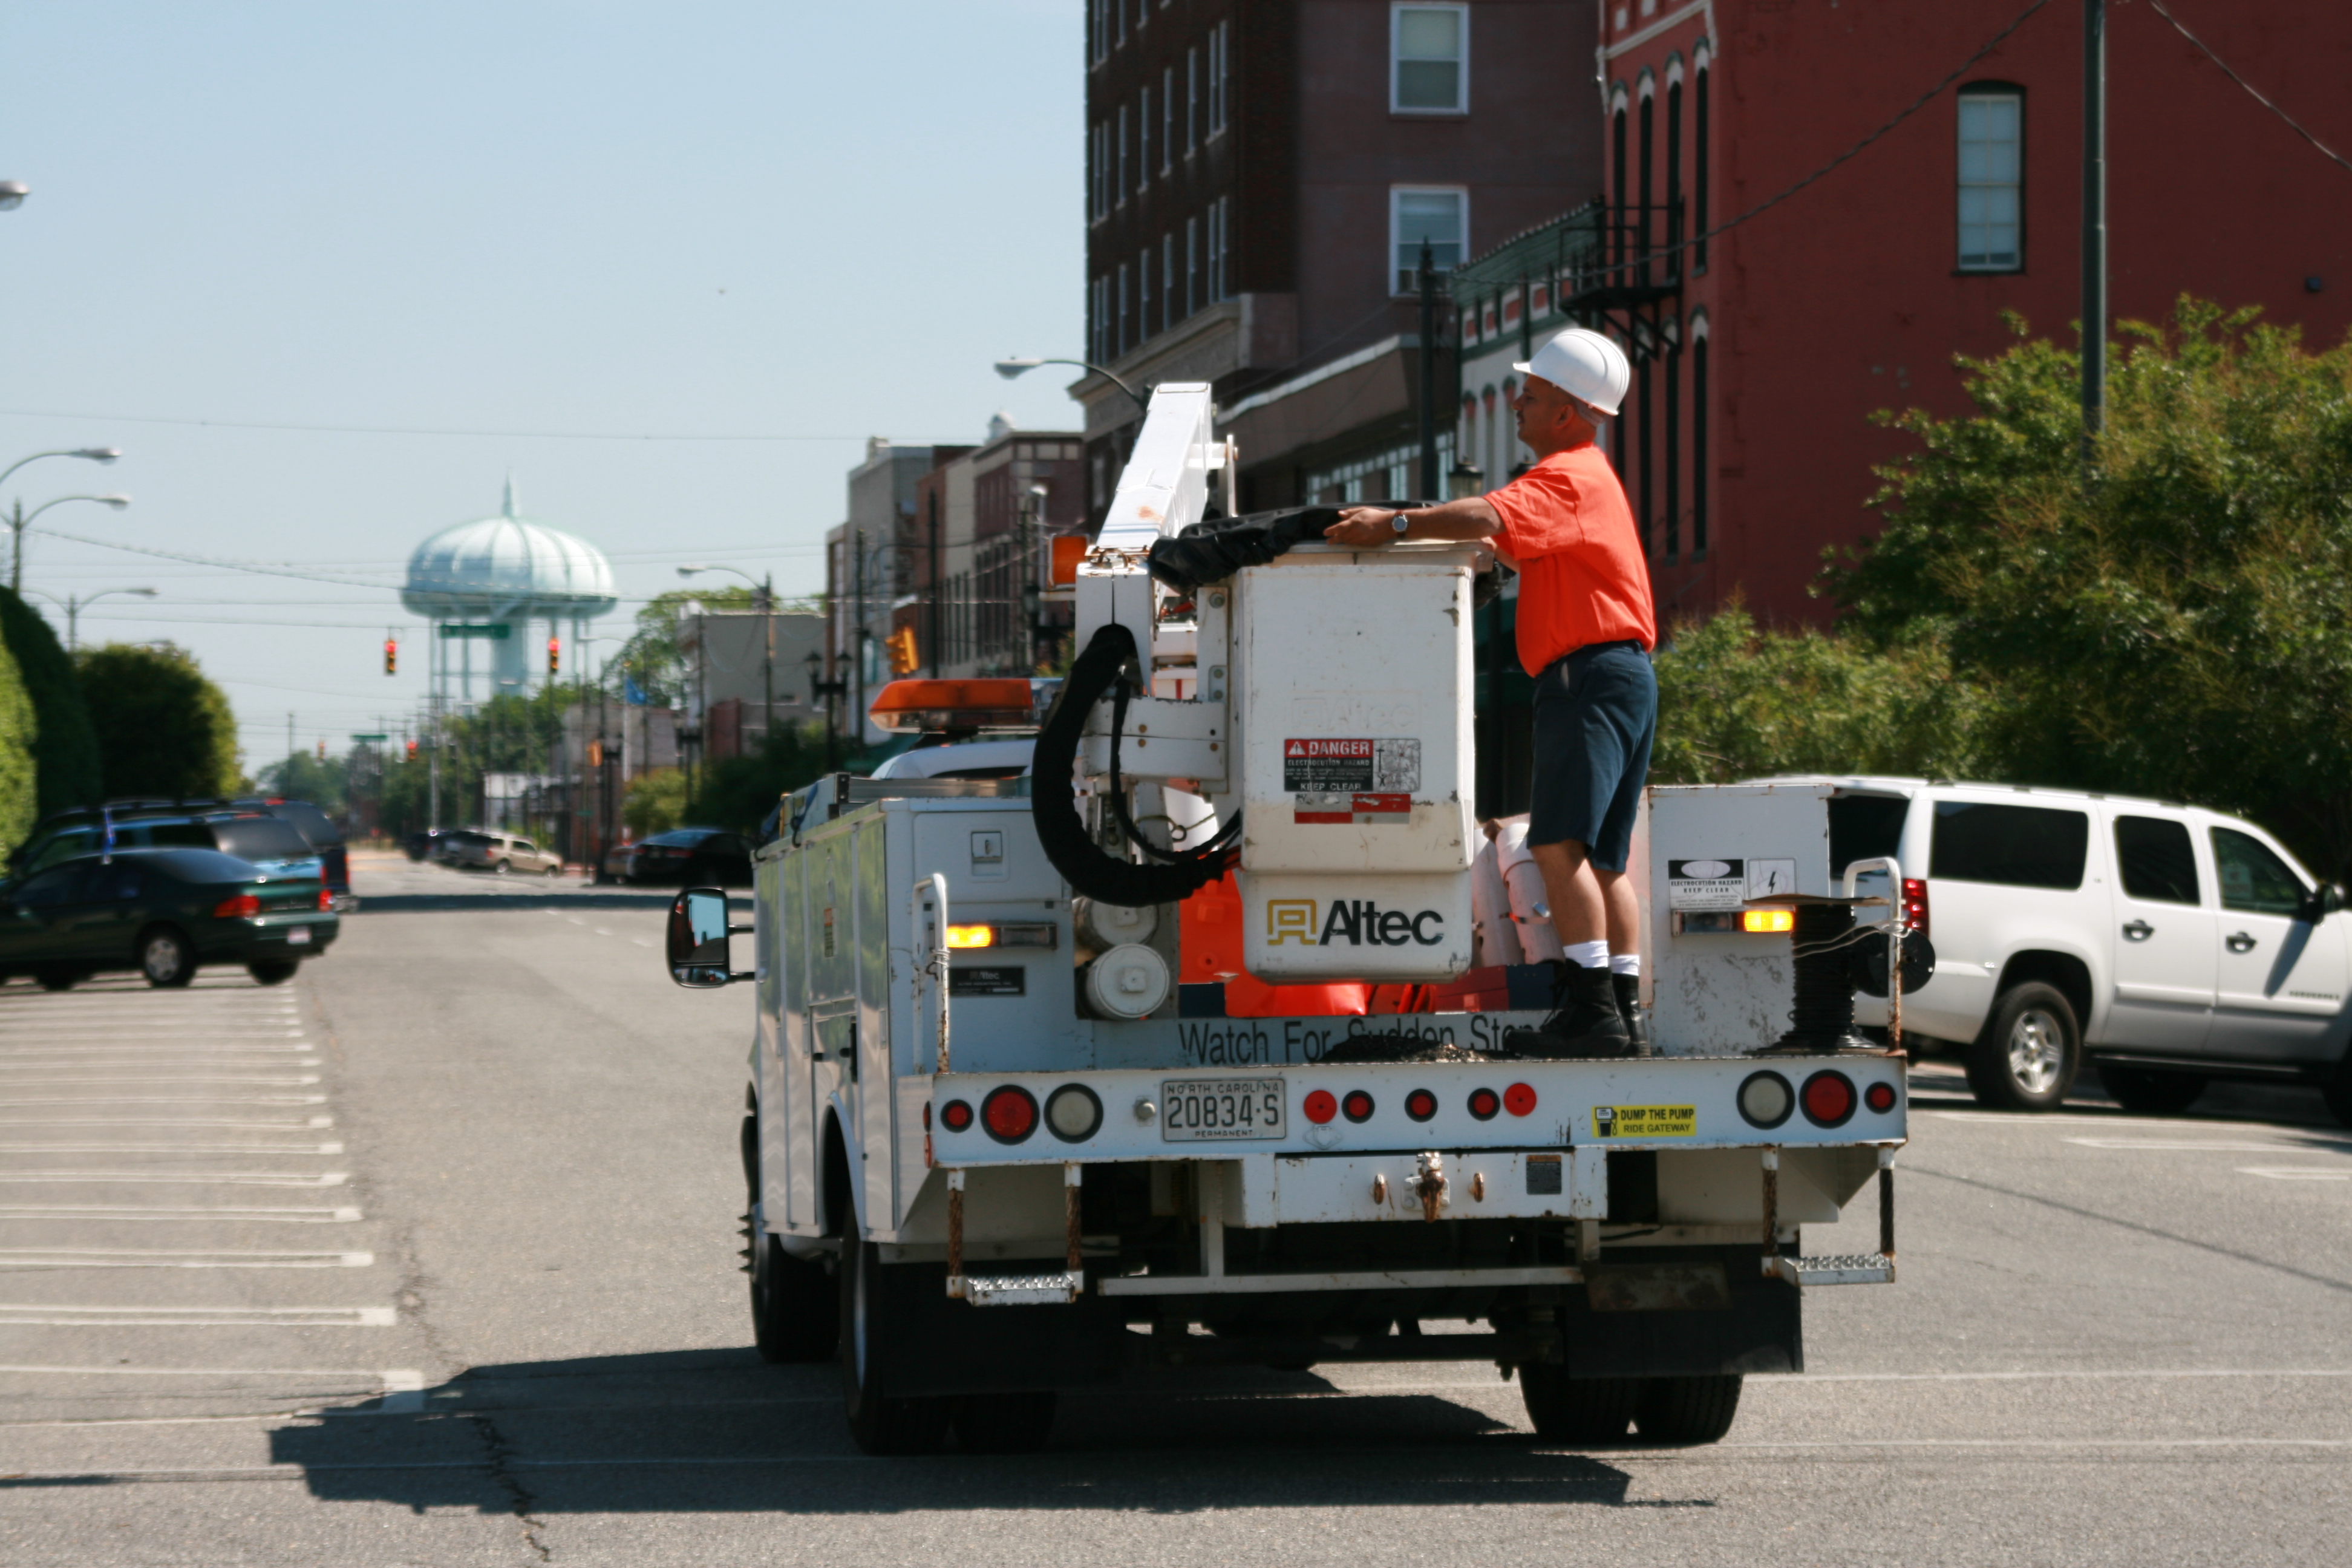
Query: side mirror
[[667, 886, 750, 988], [2304, 883, 2346, 923]]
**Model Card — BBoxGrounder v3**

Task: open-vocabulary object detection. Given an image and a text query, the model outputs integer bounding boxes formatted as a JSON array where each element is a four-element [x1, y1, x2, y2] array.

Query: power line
[[0, 410, 904, 443], [2143, 0, 2352, 178]]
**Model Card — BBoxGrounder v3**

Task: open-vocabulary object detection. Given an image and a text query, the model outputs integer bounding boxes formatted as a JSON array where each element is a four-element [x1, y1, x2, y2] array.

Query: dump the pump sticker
[[1591, 1104, 1698, 1138], [1667, 858, 1745, 910]]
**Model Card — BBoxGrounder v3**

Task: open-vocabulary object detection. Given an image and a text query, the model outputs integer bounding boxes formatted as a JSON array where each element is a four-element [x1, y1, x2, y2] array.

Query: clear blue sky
[[2, 0, 1082, 766]]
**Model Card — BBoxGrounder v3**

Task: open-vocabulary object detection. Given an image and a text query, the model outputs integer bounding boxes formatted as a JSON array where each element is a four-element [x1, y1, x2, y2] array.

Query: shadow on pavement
[[237, 1349, 1706, 1514], [354, 891, 685, 913]]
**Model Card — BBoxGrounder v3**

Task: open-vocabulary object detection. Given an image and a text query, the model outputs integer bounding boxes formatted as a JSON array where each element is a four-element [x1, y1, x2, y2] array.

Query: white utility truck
[[664, 384, 1912, 1455]]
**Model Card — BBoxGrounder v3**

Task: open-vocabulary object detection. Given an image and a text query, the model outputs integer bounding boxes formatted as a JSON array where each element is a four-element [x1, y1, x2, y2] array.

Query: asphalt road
[[2, 851, 2348, 1565]]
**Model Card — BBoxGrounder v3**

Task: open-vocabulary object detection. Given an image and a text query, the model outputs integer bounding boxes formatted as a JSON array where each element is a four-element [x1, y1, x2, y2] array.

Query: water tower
[[402, 480, 618, 708]]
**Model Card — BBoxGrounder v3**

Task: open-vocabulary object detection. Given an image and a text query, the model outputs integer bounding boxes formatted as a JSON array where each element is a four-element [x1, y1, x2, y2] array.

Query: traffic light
[[406, 739, 418, 759], [886, 624, 920, 676], [316, 739, 327, 760], [547, 635, 561, 675], [384, 637, 397, 675]]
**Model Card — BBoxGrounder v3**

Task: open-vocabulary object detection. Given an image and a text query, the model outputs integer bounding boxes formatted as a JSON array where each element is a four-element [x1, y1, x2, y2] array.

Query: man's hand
[[1325, 507, 1402, 547]]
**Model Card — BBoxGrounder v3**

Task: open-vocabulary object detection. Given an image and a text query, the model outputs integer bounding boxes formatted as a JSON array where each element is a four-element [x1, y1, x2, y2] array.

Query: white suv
[[1766, 777, 2351, 1123]]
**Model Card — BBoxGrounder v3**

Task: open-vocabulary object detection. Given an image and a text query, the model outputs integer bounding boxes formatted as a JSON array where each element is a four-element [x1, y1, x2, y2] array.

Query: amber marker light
[[1742, 909, 1796, 933], [946, 926, 996, 949]]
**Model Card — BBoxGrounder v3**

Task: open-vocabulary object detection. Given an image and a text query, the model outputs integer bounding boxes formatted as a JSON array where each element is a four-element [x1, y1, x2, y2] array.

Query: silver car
[[437, 831, 564, 876]]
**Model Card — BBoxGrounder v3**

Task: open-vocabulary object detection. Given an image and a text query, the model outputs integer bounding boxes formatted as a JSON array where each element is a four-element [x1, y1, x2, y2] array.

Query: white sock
[[1610, 953, 1640, 977], [1563, 939, 1609, 970]]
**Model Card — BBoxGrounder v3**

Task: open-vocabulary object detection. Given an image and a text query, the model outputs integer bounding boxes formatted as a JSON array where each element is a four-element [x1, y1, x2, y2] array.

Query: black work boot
[[1505, 959, 1632, 1059], [1612, 972, 1653, 1058]]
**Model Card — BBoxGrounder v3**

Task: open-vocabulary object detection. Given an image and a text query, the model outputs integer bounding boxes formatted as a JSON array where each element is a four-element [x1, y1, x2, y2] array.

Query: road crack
[[464, 1411, 554, 1563]]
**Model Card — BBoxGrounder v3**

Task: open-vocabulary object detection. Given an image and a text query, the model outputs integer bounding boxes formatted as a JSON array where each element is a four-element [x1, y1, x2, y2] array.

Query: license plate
[[1160, 1077, 1285, 1142], [285, 926, 312, 946]]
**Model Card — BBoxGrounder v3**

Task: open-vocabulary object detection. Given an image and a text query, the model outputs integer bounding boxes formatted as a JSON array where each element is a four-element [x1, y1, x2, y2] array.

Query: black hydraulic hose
[[1031, 622, 1236, 907]]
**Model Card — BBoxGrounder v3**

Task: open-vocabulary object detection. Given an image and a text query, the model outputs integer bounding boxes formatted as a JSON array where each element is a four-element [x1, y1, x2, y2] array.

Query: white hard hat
[[1513, 327, 1631, 418]]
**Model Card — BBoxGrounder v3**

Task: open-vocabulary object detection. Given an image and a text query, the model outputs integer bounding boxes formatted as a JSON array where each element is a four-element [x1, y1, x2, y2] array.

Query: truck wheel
[[1518, 1365, 1639, 1444], [742, 1114, 837, 1363], [1965, 982, 2080, 1111], [1633, 1374, 1744, 1444], [2323, 1054, 2352, 1131], [953, 1392, 1058, 1454], [839, 1238, 950, 1455], [2099, 1063, 2206, 1116]]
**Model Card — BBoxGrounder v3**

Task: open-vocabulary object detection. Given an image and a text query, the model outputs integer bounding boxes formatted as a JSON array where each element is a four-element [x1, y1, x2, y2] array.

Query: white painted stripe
[[1712, 1438, 2352, 1450], [0, 1363, 416, 1377], [1935, 1111, 2336, 1131], [0, 1030, 307, 1040], [1757, 1367, 2352, 1384], [0, 1095, 328, 1107], [0, 1044, 318, 1055], [2066, 1137, 2352, 1152], [633, 938, 653, 947], [2239, 1166, 2352, 1181], [0, 1303, 396, 1327], [0, 1454, 874, 1480], [0, 1141, 344, 1154], [0, 1116, 334, 1129], [0, 1248, 373, 1268], [0, 1204, 361, 1221], [0, 1171, 346, 1186], [0, 1076, 323, 1086]]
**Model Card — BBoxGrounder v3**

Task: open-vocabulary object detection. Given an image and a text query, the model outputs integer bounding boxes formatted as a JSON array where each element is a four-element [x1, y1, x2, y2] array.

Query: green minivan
[[0, 847, 339, 990]]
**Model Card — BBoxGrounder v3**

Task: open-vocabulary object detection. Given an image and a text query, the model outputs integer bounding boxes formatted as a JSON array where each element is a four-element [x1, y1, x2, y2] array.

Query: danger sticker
[[1591, 1104, 1697, 1138], [1284, 738, 1422, 795], [1293, 792, 1413, 826], [1667, 858, 1745, 910]]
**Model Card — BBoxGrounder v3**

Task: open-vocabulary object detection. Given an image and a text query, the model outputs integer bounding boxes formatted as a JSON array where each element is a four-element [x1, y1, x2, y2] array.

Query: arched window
[[1665, 58, 1684, 282], [1610, 87, 1628, 279], [1637, 71, 1656, 276], [1958, 83, 2025, 271], [1690, 310, 1710, 558], [1694, 43, 1711, 274], [1663, 315, 1682, 560]]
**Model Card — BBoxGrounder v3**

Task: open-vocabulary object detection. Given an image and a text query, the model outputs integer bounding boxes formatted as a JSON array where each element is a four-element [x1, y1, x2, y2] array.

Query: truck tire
[[1519, 1366, 1639, 1444], [740, 1112, 837, 1364], [953, 1392, 1058, 1454], [1965, 982, 2080, 1111], [1633, 1374, 1743, 1444], [839, 1238, 951, 1455], [2098, 1063, 2206, 1115], [2324, 1053, 2352, 1131]]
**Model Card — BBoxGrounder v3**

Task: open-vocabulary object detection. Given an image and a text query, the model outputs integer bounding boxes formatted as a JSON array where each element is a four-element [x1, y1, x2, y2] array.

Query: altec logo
[[1267, 898, 1445, 947]]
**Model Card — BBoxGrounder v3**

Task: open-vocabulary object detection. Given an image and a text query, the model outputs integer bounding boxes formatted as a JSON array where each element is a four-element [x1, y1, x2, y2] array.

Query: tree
[[76, 642, 241, 800], [1651, 604, 1984, 785], [609, 586, 757, 707], [623, 768, 688, 838], [696, 721, 832, 834], [0, 630, 34, 852], [1831, 298, 2352, 881], [0, 586, 101, 813]]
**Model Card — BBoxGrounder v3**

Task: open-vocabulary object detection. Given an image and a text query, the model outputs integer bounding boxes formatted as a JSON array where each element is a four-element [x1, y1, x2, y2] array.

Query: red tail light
[[1864, 1081, 1899, 1114], [1901, 878, 1929, 938], [981, 1085, 1037, 1143], [1341, 1089, 1376, 1123], [317, 888, 333, 912], [1302, 1089, 1338, 1125], [1468, 1087, 1501, 1121], [939, 1099, 973, 1132], [212, 893, 261, 919], [1801, 1071, 1858, 1128], [1405, 1088, 1438, 1122], [1503, 1082, 1538, 1117]]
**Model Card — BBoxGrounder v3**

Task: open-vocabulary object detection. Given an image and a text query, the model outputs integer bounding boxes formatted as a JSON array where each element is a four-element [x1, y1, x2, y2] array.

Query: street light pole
[[24, 585, 156, 654], [0, 446, 128, 592], [995, 357, 1151, 415]]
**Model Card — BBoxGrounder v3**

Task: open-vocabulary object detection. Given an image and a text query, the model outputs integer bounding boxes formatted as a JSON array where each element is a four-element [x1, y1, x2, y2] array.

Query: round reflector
[[1045, 1083, 1103, 1142], [1303, 1089, 1338, 1125], [981, 1085, 1039, 1143], [1405, 1088, 1438, 1122], [1800, 1071, 1858, 1128], [1864, 1080, 1898, 1114], [1737, 1071, 1794, 1130], [1468, 1087, 1500, 1122], [939, 1099, 974, 1133], [1503, 1082, 1538, 1117], [1341, 1090, 1375, 1123]]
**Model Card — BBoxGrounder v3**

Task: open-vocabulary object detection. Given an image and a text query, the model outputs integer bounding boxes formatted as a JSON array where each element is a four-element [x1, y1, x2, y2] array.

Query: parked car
[[13, 808, 321, 881], [238, 797, 351, 907], [1766, 776, 2352, 1125], [0, 846, 338, 988], [607, 827, 753, 887], [436, 830, 563, 875]]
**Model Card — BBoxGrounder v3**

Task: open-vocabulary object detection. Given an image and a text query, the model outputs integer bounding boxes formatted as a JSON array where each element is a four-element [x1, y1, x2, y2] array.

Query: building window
[[1185, 48, 1200, 152], [1163, 234, 1176, 326], [1112, 0, 1125, 46], [1392, 4, 1468, 114], [1161, 67, 1175, 174], [1138, 247, 1153, 340], [1089, 0, 1108, 65], [1691, 312, 1708, 557], [1208, 22, 1228, 136], [1207, 198, 1227, 302], [1117, 105, 1129, 206], [1694, 51, 1710, 273], [1186, 216, 1199, 316], [1665, 67, 1683, 281], [1117, 263, 1130, 357], [1392, 188, 1466, 294], [1663, 317, 1681, 560], [1138, 85, 1152, 189], [1610, 92, 1627, 274], [1958, 86, 2023, 270], [1636, 74, 1655, 276]]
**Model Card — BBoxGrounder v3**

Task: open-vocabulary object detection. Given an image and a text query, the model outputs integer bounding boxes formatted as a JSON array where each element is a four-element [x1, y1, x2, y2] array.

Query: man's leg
[[1528, 837, 1605, 949], [1596, 867, 1639, 959]]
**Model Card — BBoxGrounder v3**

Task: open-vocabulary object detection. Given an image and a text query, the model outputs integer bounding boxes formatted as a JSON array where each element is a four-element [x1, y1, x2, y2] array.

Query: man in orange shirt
[[1324, 327, 1655, 1057]]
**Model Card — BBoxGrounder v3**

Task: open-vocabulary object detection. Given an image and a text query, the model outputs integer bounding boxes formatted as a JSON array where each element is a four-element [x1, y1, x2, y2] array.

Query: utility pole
[[1417, 240, 1439, 500], [851, 528, 867, 761], [2082, 0, 2106, 481], [927, 494, 942, 679], [760, 573, 775, 753]]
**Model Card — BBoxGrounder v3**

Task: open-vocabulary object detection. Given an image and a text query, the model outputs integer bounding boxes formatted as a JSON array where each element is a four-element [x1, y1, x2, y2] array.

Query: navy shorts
[[1527, 641, 1656, 873]]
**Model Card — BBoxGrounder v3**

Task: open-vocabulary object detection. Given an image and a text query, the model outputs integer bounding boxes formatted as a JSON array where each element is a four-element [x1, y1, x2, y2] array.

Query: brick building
[[1579, 0, 2352, 629], [1077, 0, 1604, 514], [906, 418, 1087, 681]]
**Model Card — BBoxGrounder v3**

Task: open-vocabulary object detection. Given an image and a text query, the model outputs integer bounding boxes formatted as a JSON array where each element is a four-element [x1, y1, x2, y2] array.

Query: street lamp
[[0, 182, 27, 212], [24, 585, 155, 655], [5, 491, 131, 592], [804, 648, 848, 770], [995, 356, 1149, 415]]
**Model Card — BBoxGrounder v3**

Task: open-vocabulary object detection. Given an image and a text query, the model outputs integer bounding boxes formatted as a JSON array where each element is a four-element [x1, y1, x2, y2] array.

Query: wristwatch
[[1391, 510, 1414, 535]]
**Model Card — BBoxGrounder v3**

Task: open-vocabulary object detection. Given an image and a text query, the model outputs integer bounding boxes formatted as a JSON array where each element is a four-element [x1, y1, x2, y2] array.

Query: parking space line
[[0, 1304, 397, 1327], [0, 1096, 328, 1108], [0, 1171, 347, 1187], [0, 1116, 335, 1129], [0, 1076, 324, 1087], [0, 1248, 373, 1268], [2065, 1137, 2352, 1152], [0, 1204, 361, 1221], [2238, 1167, 2352, 1181], [0, 1141, 344, 1155]]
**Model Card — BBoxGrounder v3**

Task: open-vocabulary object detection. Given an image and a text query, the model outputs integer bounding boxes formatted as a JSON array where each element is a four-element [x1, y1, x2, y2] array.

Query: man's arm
[[1323, 497, 1503, 549]]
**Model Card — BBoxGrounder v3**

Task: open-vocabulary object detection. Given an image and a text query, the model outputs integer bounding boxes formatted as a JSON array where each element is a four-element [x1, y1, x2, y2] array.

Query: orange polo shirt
[[1484, 443, 1657, 675]]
